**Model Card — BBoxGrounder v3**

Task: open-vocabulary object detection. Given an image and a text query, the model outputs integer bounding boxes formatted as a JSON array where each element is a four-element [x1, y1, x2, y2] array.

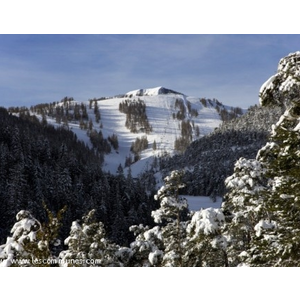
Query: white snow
[[187, 207, 225, 236], [254, 220, 277, 237], [148, 249, 163, 265], [183, 195, 222, 211], [126, 87, 165, 97], [259, 74, 276, 105]]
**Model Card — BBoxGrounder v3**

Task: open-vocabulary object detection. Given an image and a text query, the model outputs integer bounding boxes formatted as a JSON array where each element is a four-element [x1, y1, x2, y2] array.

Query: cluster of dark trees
[[108, 133, 119, 151], [0, 107, 157, 248], [174, 120, 194, 153], [13, 98, 119, 158], [173, 98, 186, 120], [25, 98, 90, 125], [199, 97, 244, 122], [93, 101, 101, 123], [130, 136, 149, 162], [119, 98, 152, 133], [89, 129, 112, 154], [173, 98, 198, 120]]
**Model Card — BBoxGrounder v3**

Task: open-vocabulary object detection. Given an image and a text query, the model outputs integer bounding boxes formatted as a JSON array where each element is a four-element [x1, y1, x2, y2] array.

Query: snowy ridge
[[126, 86, 183, 97]]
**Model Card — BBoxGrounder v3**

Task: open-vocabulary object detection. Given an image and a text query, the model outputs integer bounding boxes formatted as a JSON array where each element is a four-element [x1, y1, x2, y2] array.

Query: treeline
[[9, 97, 119, 157], [199, 98, 243, 122], [0, 107, 157, 247], [24, 97, 90, 124]]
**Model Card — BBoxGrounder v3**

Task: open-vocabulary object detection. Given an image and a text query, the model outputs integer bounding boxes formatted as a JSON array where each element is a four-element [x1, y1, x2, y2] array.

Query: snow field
[[183, 195, 222, 210]]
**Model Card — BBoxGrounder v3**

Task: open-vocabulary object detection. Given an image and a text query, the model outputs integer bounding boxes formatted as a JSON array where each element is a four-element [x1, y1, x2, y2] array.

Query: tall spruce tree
[[184, 207, 226, 266], [245, 102, 300, 266], [151, 170, 189, 266], [0, 206, 65, 267], [0, 210, 42, 267], [59, 209, 121, 267], [222, 157, 268, 266], [223, 51, 300, 266]]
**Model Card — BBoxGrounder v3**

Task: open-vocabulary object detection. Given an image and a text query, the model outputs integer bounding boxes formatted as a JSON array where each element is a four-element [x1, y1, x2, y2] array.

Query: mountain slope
[[100, 89, 227, 175], [12, 87, 245, 176]]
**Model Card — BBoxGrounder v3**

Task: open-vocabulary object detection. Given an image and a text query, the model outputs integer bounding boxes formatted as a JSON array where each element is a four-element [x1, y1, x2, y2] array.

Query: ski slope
[[29, 87, 242, 176], [97, 88, 223, 175]]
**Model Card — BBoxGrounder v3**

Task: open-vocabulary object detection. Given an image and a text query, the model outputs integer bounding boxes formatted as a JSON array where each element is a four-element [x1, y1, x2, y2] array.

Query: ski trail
[[182, 94, 190, 118], [163, 95, 179, 152]]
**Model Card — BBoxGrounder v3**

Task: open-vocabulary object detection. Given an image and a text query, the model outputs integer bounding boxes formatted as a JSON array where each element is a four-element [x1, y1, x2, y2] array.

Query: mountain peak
[[126, 86, 184, 97]]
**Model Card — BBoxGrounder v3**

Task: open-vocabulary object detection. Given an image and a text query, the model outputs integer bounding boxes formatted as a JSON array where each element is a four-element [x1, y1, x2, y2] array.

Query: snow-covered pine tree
[[245, 101, 300, 266], [0, 206, 66, 267], [151, 170, 189, 267], [0, 210, 41, 267], [59, 209, 121, 267], [223, 51, 300, 266], [259, 51, 300, 108], [184, 207, 226, 266], [123, 224, 164, 267], [221, 157, 267, 266]]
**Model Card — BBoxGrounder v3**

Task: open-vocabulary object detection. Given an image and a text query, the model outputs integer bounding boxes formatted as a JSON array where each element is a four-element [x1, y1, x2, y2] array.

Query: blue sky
[[0, 34, 300, 109]]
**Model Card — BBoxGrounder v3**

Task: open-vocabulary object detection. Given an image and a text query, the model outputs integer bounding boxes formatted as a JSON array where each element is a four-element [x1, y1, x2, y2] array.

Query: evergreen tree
[[0, 207, 65, 267], [151, 170, 189, 266], [59, 209, 121, 267], [223, 52, 300, 266], [184, 208, 226, 266], [125, 224, 164, 267], [259, 51, 300, 108], [0, 210, 41, 266], [245, 102, 300, 266], [221, 157, 267, 266]]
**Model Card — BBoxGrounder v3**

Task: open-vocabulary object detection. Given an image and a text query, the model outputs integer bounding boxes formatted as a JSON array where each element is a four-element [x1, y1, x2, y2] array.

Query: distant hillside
[[9, 87, 245, 177], [158, 104, 284, 196]]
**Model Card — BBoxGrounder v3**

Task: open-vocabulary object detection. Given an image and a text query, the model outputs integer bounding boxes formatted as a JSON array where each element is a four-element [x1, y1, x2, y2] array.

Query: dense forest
[[0, 107, 157, 249]]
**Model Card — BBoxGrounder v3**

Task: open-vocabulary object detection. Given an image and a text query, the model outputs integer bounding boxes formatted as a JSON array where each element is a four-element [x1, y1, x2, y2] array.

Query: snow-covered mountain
[[25, 86, 245, 177]]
